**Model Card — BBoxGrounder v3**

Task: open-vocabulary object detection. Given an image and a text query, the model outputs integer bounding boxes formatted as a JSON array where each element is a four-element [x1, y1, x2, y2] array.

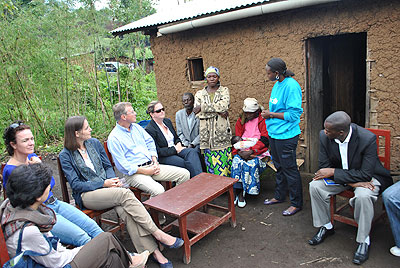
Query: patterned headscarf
[[205, 66, 220, 77]]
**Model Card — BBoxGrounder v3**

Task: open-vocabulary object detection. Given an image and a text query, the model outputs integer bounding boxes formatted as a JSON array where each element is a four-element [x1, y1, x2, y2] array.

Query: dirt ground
[[3, 155, 398, 268]]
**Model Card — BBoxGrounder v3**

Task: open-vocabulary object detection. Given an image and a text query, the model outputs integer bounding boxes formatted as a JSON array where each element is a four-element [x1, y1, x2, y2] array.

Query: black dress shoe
[[308, 226, 335, 245], [353, 243, 369, 265]]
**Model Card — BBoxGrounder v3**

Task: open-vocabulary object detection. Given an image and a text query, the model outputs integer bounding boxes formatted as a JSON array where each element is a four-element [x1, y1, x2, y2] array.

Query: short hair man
[[308, 111, 393, 265], [175, 93, 200, 149], [107, 102, 190, 197]]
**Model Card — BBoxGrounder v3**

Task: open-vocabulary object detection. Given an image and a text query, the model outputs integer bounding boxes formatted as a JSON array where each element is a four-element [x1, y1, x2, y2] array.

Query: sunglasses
[[154, 108, 165, 113], [9, 122, 25, 129]]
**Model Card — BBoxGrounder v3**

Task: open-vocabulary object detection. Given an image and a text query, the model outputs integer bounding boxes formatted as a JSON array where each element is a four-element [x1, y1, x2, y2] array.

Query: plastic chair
[[137, 120, 151, 129], [56, 157, 125, 235], [329, 128, 390, 226]]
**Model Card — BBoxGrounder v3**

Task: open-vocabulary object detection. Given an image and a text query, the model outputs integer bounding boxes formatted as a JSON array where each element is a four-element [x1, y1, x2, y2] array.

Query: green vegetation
[[0, 0, 157, 158]]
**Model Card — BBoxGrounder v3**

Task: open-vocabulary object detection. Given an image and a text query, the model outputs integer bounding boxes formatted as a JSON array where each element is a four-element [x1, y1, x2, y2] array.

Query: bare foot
[[130, 250, 149, 268]]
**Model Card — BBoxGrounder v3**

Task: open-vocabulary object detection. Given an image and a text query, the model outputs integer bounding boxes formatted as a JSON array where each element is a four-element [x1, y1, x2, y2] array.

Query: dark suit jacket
[[319, 123, 393, 193], [145, 118, 181, 158]]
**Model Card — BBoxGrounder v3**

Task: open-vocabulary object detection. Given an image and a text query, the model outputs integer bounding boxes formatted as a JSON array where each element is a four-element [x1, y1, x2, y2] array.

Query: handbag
[[2, 222, 51, 268]]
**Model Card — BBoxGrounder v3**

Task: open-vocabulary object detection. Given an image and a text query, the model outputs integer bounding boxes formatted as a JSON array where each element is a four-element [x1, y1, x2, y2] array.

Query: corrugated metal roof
[[111, 0, 269, 35]]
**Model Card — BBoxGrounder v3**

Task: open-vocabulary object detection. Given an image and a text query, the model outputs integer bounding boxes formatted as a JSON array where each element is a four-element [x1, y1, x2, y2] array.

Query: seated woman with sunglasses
[[1, 163, 150, 268], [2, 121, 103, 247], [59, 116, 184, 268], [145, 101, 203, 178]]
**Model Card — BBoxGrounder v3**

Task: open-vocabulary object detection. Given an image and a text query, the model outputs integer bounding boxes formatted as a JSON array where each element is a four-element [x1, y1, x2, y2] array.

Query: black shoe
[[308, 226, 335, 245], [353, 243, 369, 265]]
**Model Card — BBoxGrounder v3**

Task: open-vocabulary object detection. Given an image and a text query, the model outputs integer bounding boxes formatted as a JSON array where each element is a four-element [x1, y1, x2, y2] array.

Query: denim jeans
[[47, 199, 103, 246], [383, 181, 400, 247], [269, 135, 303, 208]]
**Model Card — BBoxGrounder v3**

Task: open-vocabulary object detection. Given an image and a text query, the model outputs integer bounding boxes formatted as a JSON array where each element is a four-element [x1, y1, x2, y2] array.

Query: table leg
[[178, 216, 191, 264], [228, 187, 237, 228], [149, 208, 161, 228]]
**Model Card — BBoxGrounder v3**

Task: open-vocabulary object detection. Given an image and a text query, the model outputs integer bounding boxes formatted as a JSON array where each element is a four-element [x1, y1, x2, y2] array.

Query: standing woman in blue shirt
[[261, 58, 303, 216]]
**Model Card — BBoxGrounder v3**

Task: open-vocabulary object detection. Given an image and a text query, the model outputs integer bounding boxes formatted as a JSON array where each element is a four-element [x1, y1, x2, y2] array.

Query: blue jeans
[[383, 181, 400, 247], [47, 199, 103, 246], [159, 148, 203, 178], [269, 135, 303, 208]]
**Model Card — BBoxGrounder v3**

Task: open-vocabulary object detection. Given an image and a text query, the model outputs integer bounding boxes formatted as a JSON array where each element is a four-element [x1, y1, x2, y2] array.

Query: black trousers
[[269, 135, 303, 208]]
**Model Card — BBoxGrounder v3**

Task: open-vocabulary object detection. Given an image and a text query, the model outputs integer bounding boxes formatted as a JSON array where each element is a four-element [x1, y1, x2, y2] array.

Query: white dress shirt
[[334, 127, 352, 170]]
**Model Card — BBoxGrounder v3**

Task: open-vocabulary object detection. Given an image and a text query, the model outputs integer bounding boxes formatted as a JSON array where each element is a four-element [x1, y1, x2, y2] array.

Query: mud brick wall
[[148, 0, 400, 172]]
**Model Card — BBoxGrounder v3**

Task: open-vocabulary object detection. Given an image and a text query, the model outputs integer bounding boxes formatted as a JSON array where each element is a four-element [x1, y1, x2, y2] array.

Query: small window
[[188, 58, 204, 81]]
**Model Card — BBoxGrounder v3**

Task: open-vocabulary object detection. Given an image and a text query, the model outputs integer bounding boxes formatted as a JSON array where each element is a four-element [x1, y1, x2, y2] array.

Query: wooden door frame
[[304, 35, 370, 173], [305, 39, 324, 173]]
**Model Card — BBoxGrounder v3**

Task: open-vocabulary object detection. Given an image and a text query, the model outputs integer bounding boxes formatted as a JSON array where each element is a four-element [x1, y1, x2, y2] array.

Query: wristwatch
[[270, 113, 274, 119]]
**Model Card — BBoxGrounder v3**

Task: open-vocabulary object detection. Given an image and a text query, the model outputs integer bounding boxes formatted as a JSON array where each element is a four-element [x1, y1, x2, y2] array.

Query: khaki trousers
[[125, 164, 190, 196], [70, 232, 130, 268], [81, 187, 159, 253], [309, 178, 380, 243]]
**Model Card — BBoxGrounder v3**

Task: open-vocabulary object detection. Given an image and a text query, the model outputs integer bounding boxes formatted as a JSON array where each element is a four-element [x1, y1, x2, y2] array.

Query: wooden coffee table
[[143, 173, 238, 264]]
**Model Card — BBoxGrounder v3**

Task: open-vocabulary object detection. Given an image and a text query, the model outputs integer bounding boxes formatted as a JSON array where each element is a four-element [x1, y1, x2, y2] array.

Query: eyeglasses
[[9, 122, 25, 129], [154, 108, 165, 113]]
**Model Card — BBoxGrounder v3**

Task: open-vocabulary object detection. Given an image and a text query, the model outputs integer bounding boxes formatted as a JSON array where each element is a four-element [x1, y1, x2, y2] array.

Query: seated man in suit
[[107, 102, 190, 197], [175, 93, 200, 150], [383, 181, 400, 257], [308, 111, 393, 265]]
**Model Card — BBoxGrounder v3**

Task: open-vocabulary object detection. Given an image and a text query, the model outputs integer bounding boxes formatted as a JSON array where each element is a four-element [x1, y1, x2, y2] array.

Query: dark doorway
[[306, 33, 367, 172]]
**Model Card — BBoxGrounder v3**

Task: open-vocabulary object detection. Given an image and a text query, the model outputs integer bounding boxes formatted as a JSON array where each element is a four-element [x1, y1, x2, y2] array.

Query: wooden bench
[[56, 157, 125, 235], [329, 128, 390, 226]]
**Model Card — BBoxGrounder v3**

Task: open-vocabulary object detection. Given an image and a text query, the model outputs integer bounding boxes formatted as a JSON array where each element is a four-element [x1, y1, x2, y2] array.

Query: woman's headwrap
[[267, 58, 295, 77], [205, 66, 220, 77]]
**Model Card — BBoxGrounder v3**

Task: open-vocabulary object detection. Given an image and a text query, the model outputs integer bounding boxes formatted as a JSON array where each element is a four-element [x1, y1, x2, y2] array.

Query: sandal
[[263, 198, 283, 205], [282, 207, 302, 216]]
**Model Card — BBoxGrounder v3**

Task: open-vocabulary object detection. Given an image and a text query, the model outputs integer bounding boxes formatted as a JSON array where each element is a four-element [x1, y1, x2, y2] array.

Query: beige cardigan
[[194, 86, 231, 150]]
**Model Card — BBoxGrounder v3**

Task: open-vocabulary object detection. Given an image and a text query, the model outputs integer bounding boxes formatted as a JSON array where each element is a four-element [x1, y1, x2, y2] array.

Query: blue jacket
[[265, 77, 303, 139], [59, 138, 115, 209]]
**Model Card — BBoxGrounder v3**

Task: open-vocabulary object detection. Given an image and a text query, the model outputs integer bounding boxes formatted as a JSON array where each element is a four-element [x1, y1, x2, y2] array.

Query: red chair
[[103, 141, 171, 201], [0, 224, 10, 267], [56, 157, 125, 235], [329, 128, 390, 226]]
